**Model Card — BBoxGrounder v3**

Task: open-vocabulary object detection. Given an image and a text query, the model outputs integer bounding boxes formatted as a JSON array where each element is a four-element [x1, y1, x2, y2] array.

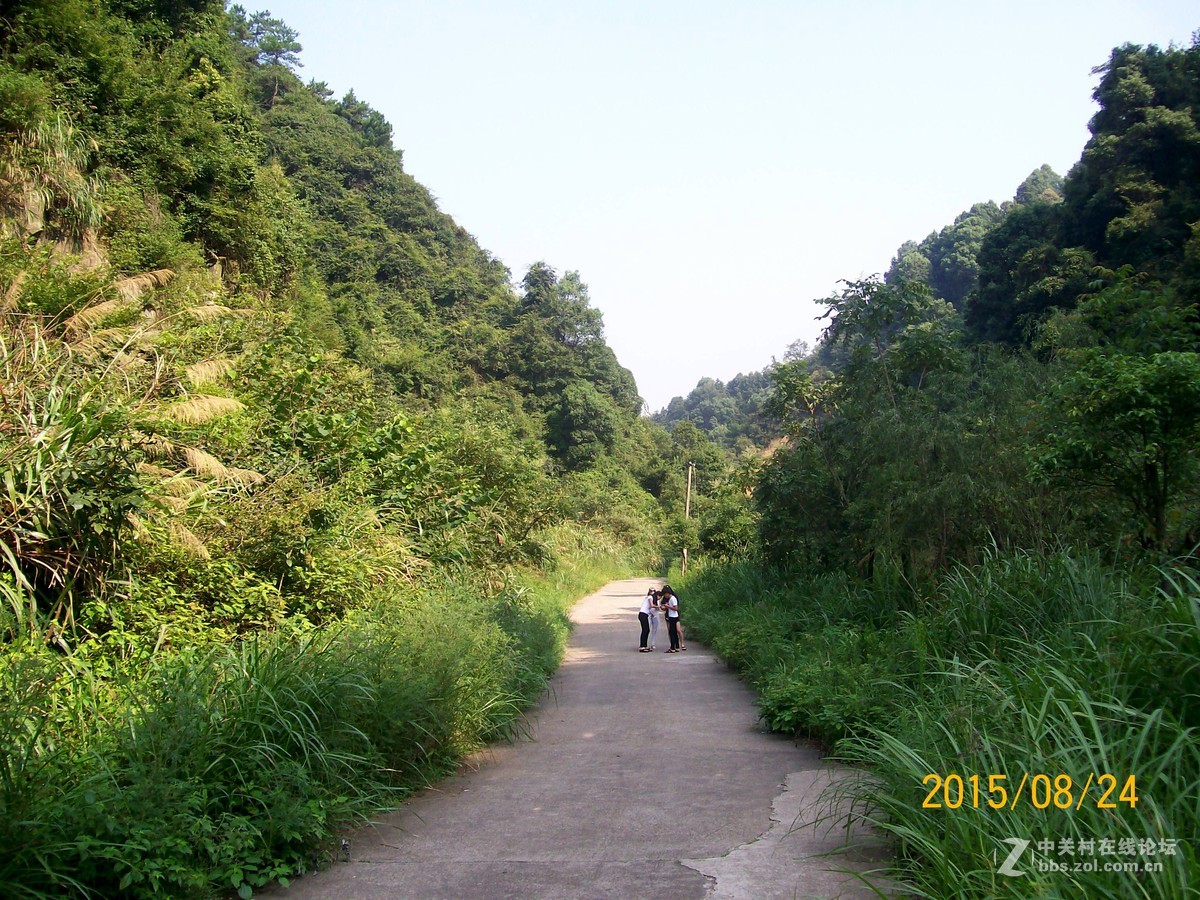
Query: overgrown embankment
[[678, 553, 1198, 898]]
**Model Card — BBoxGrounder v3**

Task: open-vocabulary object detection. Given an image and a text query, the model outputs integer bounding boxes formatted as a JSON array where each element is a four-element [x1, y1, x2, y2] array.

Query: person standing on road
[[637, 588, 654, 652], [647, 588, 661, 650], [662, 585, 682, 652]]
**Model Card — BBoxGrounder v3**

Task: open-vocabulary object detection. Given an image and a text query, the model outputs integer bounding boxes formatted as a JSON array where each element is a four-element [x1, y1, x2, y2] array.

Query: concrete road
[[278, 577, 890, 899]]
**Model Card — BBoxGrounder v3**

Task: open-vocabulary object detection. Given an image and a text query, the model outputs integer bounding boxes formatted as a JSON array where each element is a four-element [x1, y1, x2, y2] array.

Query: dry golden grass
[[2, 270, 26, 312], [137, 464, 206, 498], [185, 357, 235, 387], [170, 521, 210, 559], [229, 467, 265, 487], [113, 268, 174, 302], [70, 325, 132, 358], [136, 462, 174, 478], [183, 446, 231, 480], [133, 431, 178, 461], [63, 298, 131, 335], [181, 447, 263, 487], [161, 395, 244, 425]]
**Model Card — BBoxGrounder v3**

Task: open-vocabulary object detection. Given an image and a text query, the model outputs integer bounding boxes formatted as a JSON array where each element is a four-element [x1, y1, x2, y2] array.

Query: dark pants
[[638, 612, 650, 648], [667, 617, 680, 650]]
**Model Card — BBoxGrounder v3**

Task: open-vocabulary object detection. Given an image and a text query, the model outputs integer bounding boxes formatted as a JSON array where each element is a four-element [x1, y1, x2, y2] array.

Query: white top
[[639, 594, 652, 615], [666, 595, 679, 618]]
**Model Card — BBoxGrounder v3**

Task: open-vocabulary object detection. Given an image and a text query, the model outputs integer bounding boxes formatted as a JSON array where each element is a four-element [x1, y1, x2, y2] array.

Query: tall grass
[[678, 551, 1199, 897]]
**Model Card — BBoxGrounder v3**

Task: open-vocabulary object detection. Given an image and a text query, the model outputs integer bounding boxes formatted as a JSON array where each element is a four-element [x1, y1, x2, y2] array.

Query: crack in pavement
[[683, 770, 890, 899]]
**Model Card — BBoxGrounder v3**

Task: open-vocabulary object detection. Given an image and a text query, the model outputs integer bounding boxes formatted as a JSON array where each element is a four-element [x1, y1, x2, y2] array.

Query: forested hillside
[[674, 33, 1200, 898], [0, 3, 705, 895]]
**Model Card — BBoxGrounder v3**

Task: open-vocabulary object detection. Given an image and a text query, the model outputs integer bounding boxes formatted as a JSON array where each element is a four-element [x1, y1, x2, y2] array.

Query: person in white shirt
[[662, 585, 683, 652], [637, 588, 654, 652]]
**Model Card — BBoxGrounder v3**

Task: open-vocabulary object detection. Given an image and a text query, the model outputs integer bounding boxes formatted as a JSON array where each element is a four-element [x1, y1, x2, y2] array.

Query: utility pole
[[682, 461, 694, 575]]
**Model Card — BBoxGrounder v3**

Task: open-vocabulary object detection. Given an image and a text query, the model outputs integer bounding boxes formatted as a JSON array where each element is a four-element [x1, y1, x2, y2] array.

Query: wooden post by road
[[682, 461, 694, 575]]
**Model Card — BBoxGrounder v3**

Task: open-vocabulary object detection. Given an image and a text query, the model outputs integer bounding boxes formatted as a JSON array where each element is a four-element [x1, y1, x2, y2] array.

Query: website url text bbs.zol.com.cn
[[1036, 859, 1163, 874]]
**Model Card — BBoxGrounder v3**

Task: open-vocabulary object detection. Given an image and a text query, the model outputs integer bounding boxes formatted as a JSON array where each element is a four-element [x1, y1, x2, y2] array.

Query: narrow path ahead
[[280, 578, 888, 899]]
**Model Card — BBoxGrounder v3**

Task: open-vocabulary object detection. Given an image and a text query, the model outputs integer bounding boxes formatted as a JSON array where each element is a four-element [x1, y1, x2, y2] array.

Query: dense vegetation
[[672, 33, 1200, 898], [0, 2, 709, 896]]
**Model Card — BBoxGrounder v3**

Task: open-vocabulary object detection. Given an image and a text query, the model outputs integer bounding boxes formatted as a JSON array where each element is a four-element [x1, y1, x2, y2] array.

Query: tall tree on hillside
[[924, 202, 1006, 307], [757, 278, 1037, 574], [245, 9, 302, 68], [520, 260, 558, 308], [885, 168, 1062, 328], [109, 0, 226, 35], [336, 89, 393, 149], [654, 370, 779, 450], [230, 6, 302, 103], [511, 263, 638, 467], [967, 38, 1200, 346], [517, 263, 604, 351], [886, 240, 932, 287]]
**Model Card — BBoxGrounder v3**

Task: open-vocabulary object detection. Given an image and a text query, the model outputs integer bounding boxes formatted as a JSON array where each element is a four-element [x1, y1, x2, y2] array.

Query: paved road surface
[[278, 578, 889, 899]]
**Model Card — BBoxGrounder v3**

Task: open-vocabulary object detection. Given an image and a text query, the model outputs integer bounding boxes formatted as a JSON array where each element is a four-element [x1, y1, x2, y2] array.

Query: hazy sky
[[264, 1, 1197, 412]]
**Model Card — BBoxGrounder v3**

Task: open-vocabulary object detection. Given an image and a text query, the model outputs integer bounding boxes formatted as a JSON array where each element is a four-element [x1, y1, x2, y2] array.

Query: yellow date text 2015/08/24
[[921, 773, 1139, 811]]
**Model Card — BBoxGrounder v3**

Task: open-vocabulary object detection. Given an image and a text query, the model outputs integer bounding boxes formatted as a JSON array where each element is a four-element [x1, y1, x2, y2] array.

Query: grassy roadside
[[676, 552, 1198, 898], [0, 534, 635, 899]]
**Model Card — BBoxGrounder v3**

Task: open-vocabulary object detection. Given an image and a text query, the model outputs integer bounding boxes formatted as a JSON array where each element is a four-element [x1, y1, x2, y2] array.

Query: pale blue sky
[[264, 1, 1197, 412]]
